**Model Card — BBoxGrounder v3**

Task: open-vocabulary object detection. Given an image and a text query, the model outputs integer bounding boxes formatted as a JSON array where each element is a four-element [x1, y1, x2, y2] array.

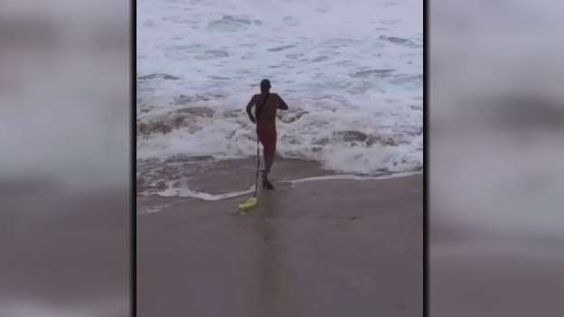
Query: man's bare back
[[247, 93, 289, 130]]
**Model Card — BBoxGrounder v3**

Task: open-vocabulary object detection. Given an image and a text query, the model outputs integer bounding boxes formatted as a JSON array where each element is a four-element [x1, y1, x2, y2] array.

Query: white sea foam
[[157, 183, 256, 200], [281, 170, 421, 184], [138, 0, 422, 175], [151, 171, 421, 201]]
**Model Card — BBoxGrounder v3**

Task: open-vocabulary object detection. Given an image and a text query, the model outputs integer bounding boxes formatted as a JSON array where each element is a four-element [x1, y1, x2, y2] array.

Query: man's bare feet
[[262, 174, 274, 190]]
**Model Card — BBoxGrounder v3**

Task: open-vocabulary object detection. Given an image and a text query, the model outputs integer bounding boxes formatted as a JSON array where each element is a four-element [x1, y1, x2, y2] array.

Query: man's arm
[[275, 94, 289, 110], [246, 95, 256, 123]]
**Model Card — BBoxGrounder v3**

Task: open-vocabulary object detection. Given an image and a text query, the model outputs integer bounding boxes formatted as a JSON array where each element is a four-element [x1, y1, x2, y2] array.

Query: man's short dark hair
[[260, 79, 271, 92]]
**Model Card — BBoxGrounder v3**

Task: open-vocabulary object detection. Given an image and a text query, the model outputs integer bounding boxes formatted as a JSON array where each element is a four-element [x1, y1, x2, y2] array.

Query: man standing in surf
[[246, 79, 289, 189]]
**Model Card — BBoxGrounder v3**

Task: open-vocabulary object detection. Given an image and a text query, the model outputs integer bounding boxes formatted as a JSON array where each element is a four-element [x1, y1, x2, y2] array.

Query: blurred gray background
[[430, 0, 564, 316], [0, 0, 130, 316], [2, 0, 563, 316]]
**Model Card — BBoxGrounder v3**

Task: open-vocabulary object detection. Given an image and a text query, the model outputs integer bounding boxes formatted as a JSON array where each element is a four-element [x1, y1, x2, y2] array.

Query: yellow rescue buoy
[[238, 197, 258, 212]]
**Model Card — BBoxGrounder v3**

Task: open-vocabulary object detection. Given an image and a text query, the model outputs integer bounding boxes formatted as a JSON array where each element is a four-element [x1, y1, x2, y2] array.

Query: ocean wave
[[137, 98, 422, 175], [138, 73, 181, 81], [379, 35, 422, 48], [137, 0, 422, 175], [207, 15, 252, 32]]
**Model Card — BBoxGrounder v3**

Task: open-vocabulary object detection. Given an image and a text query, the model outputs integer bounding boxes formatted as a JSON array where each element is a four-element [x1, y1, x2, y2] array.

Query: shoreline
[[137, 156, 421, 200]]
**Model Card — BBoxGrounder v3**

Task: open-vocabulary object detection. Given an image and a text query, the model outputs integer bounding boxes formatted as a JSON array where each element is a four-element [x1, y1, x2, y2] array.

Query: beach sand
[[138, 159, 423, 317]]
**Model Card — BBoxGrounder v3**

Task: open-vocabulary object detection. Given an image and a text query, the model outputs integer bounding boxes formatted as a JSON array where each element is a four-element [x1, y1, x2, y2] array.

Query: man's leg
[[260, 129, 276, 189], [263, 149, 274, 174], [262, 147, 275, 189]]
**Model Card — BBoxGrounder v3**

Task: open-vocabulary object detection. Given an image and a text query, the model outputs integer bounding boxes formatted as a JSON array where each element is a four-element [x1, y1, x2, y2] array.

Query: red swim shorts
[[257, 128, 277, 156]]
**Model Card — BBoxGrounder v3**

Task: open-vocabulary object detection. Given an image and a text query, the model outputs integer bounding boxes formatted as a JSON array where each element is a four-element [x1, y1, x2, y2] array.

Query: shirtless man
[[245, 79, 289, 189]]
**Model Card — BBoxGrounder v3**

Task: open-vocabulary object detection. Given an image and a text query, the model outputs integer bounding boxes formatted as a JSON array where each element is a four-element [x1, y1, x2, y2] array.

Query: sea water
[[137, 0, 423, 175]]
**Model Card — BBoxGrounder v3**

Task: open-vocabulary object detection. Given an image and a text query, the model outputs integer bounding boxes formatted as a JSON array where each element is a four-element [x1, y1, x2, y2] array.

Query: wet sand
[[138, 160, 423, 317]]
